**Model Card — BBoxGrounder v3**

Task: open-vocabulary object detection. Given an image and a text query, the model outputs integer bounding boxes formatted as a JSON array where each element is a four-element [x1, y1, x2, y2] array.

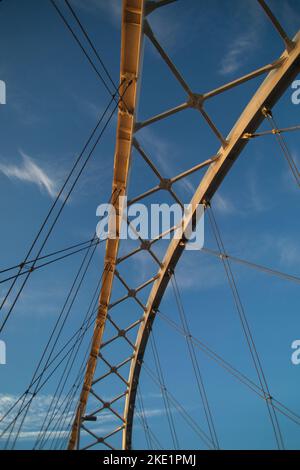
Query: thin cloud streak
[[213, 193, 236, 215], [0, 151, 57, 198], [0, 392, 170, 444], [219, 1, 262, 76], [220, 31, 256, 75]]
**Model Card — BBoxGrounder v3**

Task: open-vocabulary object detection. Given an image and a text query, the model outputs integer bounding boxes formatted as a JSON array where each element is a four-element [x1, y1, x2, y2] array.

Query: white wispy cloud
[[0, 151, 57, 198], [213, 193, 236, 215], [0, 392, 169, 445], [246, 171, 267, 213], [220, 32, 255, 75], [219, 1, 263, 76], [0, 393, 73, 445], [0, 393, 118, 444], [220, 30, 257, 76], [276, 237, 300, 268]]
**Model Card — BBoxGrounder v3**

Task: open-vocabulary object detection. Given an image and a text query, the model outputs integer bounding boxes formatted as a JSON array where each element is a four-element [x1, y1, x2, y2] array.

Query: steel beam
[[203, 60, 283, 100], [135, 102, 189, 131], [257, 0, 294, 51]]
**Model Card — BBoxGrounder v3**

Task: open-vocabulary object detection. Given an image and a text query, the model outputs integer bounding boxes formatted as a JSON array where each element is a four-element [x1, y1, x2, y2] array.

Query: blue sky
[[0, 0, 300, 450]]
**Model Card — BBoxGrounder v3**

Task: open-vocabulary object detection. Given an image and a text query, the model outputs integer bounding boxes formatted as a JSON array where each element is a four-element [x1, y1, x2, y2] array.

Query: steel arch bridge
[[1, 0, 300, 452], [67, 0, 300, 451]]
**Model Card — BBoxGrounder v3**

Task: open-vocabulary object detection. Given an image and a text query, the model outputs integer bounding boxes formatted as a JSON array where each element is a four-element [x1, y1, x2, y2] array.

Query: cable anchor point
[[262, 106, 272, 118]]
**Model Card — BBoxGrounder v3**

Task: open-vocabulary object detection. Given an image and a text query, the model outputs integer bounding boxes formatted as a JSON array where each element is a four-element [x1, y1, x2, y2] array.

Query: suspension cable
[[201, 247, 300, 285], [149, 333, 179, 449], [0, 96, 112, 315], [0, 239, 103, 285], [136, 391, 152, 450], [244, 124, 300, 138], [0, 237, 97, 275], [34, 266, 107, 449], [3, 185, 120, 448], [0, 302, 99, 435], [1, 0, 128, 322], [50, 0, 115, 98], [142, 361, 214, 450], [157, 309, 300, 427], [6, 240, 99, 449], [207, 203, 284, 449], [135, 390, 165, 450], [262, 108, 300, 187], [158, 309, 262, 396], [0, 316, 95, 444], [43, 338, 92, 449], [0, 81, 131, 333], [63, 0, 119, 96], [171, 273, 219, 450], [47, 341, 93, 449]]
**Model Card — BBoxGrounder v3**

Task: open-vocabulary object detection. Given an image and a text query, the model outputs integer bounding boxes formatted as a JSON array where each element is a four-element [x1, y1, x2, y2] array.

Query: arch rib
[[68, 0, 145, 450]]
